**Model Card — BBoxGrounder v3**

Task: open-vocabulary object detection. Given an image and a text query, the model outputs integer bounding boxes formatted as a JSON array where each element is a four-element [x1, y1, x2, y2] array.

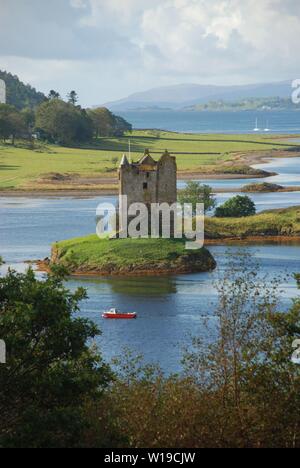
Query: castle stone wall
[[157, 155, 177, 205], [118, 150, 177, 235], [119, 151, 177, 207]]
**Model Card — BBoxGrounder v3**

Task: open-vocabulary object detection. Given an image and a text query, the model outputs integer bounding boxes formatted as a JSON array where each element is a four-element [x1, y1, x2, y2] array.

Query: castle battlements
[[118, 149, 177, 207]]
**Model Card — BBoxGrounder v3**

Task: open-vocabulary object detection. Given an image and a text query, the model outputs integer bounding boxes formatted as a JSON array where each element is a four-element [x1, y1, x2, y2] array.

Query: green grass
[[52, 236, 216, 274], [0, 130, 299, 190], [107, 130, 297, 152], [205, 206, 300, 239]]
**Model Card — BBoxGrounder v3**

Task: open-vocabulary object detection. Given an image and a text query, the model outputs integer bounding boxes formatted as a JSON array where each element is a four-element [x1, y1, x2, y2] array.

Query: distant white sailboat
[[253, 118, 259, 132], [264, 120, 270, 132]]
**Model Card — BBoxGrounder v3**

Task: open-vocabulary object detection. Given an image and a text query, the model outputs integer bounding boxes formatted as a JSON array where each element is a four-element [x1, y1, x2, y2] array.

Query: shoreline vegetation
[[205, 206, 300, 239], [38, 206, 300, 277], [1, 130, 300, 195]]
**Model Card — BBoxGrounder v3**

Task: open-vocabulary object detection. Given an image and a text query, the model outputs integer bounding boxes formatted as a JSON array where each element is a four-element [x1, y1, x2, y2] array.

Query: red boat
[[102, 308, 137, 320]]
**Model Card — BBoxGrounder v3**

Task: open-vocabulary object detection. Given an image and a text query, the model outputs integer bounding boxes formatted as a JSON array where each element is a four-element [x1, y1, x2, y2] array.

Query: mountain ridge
[[102, 80, 293, 111]]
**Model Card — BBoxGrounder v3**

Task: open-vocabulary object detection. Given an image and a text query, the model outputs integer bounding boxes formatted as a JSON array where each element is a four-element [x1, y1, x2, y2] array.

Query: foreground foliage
[[85, 255, 300, 448], [1, 255, 300, 448], [0, 268, 112, 448]]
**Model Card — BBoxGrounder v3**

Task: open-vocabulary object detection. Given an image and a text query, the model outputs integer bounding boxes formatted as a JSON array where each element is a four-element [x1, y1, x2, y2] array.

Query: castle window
[[143, 182, 148, 190]]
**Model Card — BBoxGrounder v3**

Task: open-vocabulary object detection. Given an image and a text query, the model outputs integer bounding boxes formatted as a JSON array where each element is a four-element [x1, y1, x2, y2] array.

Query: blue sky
[[0, 0, 299, 106]]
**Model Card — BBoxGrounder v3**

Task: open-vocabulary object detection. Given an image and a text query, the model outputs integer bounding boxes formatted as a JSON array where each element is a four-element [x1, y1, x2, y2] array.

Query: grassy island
[[42, 207, 300, 277], [242, 182, 284, 192], [205, 206, 300, 240], [47, 237, 217, 276]]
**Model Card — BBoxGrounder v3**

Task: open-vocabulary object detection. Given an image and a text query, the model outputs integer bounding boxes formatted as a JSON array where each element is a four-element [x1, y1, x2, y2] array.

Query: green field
[[51, 236, 216, 275], [0, 130, 298, 190]]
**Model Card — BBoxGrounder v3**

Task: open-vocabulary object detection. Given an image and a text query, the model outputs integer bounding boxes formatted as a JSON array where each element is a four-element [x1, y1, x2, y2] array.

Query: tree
[[21, 108, 36, 148], [238, 276, 300, 448], [67, 91, 79, 106], [0, 268, 112, 448], [0, 104, 25, 144], [36, 99, 93, 145], [48, 90, 60, 100], [88, 107, 115, 138], [178, 181, 216, 214], [215, 195, 256, 218], [181, 252, 285, 447], [113, 115, 132, 136], [88, 107, 132, 138]]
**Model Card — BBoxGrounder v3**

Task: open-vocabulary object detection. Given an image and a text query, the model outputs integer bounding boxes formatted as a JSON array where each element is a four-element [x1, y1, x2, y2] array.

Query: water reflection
[[75, 275, 178, 296]]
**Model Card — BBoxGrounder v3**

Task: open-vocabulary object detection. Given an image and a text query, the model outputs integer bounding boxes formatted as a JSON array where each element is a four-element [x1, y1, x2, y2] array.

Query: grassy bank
[[205, 206, 300, 239], [48, 236, 217, 276], [0, 130, 299, 191]]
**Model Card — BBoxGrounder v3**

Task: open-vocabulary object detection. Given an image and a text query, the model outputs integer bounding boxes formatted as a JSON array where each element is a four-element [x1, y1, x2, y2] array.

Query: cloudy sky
[[0, 0, 299, 106]]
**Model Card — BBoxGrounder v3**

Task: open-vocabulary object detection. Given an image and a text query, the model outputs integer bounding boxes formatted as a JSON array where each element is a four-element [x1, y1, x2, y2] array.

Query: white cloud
[[1, 0, 300, 104]]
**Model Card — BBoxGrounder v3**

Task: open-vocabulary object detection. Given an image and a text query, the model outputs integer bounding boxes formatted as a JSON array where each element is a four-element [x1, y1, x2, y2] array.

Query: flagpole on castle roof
[[129, 139, 131, 163]]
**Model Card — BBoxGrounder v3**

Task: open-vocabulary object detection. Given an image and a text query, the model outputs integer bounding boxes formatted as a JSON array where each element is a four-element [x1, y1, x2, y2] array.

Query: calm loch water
[[1, 192, 299, 373], [118, 110, 300, 134], [1, 154, 300, 373]]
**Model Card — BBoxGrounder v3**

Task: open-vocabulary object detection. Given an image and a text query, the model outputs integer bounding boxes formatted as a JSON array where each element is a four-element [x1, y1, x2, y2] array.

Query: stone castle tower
[[118, 149, 177, 235]]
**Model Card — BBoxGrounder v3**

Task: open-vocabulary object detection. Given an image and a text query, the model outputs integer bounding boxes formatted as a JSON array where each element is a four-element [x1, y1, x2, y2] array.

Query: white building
[[0, 79, 6, 104]]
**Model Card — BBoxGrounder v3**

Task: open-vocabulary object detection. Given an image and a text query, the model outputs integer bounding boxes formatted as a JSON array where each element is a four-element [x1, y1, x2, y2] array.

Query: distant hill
[[103, 81, 293, 111], [185, 97, 300, 112], [0, 70, 46, 110]]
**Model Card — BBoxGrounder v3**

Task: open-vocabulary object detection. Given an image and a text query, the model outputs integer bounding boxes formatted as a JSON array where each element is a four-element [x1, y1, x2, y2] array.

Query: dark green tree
[[48, 90, 61, 100], [113, 115, 132, 136], [88, 107, 132, 138], [215, 195, 256, 218], [21, 108, 36, 148], [36, 99, 93, 145], [178, 181, 216, 214], [0, 104, 25, 144], [0, 268, 112, 448], [88, 107, 115, 138], [67, 91, 79, 106]]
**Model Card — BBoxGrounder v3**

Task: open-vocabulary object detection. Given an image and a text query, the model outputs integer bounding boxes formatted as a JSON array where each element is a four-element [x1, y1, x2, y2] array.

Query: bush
[[178, 181, 216, 214], [215, 195, 256, 218]]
